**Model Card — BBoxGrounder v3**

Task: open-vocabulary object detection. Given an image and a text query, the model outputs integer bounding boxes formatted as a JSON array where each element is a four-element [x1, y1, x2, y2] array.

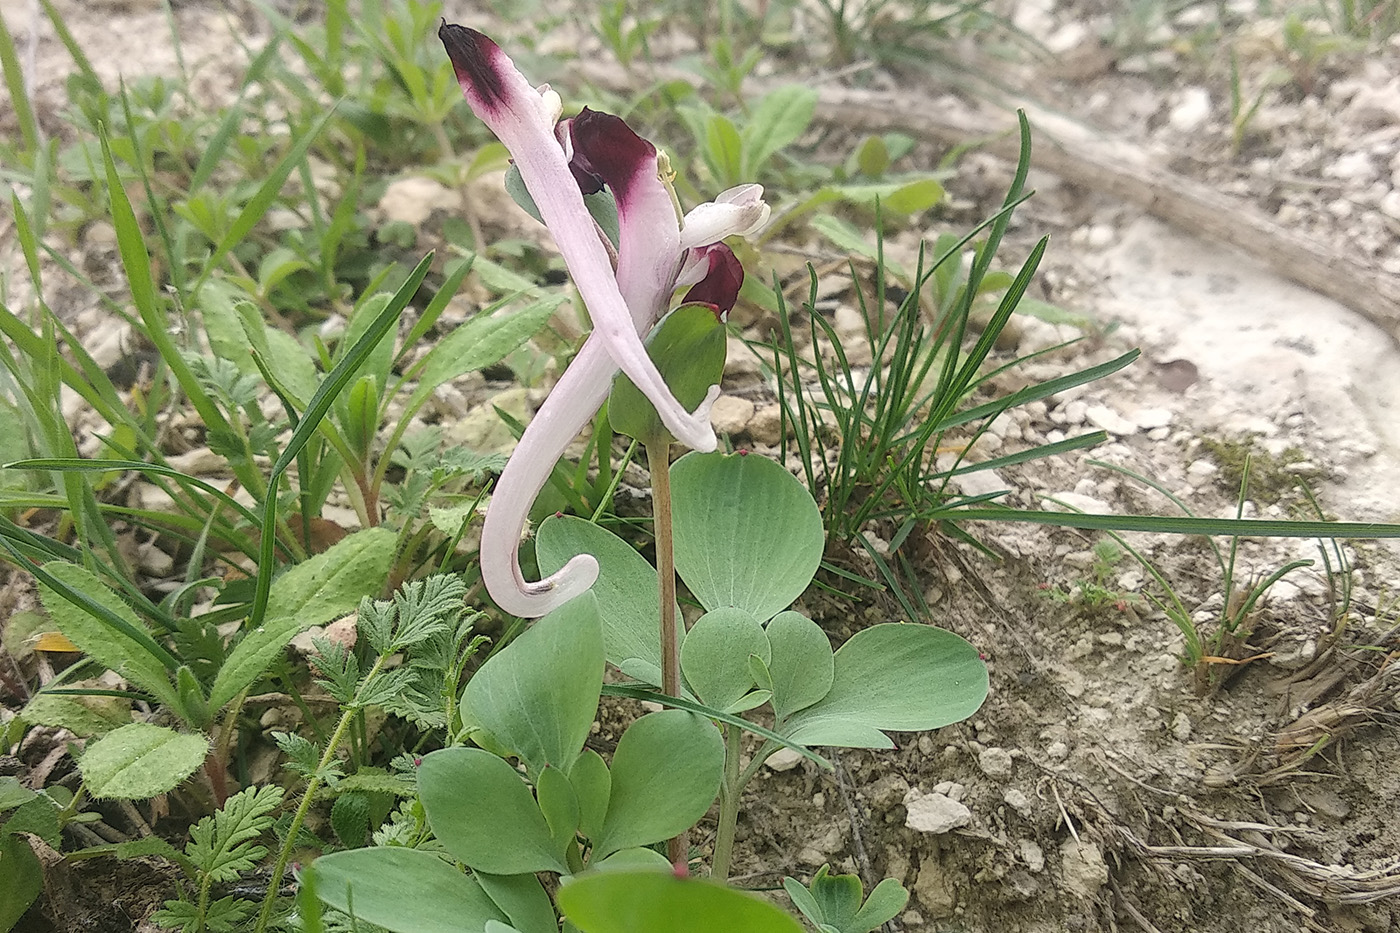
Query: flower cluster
[[439, 23, 769, 617]]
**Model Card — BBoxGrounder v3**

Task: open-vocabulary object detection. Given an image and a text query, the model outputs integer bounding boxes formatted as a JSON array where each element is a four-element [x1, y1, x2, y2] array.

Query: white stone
[[1132, 407, 1173, 430], [378, 176, 461, 226], [1381, 189, 1400, 221], [1186, 459, 1218, 478], [1041, 492, 1113, 515], [978, 746, 1014, 779], [709, 395, 755, 436], [765, 747, 805, 772], [1019, 838, 1046, 872], [904, 790, 972, 834], [1167, 87, 1212, 134], [1085, 404, 1136, 436], [1003, 788, 1032, 815]]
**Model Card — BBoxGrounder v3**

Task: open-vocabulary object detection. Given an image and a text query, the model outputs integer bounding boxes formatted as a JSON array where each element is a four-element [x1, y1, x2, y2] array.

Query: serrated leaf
[[405, 297, 561, 414], [187, 784, 284, 882], [21, 691, 132, 737], [209, 527, 395, 710], [80, 723, 208, 799], [37, 562, 180, 713]]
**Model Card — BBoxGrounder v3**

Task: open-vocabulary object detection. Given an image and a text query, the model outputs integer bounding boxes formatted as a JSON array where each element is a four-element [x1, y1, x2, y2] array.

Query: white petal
[[678, 184, 770, 250]]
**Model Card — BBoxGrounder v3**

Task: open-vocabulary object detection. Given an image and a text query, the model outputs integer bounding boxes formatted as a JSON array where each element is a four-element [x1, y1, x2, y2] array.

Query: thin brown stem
[[647, 441, 686, 866]]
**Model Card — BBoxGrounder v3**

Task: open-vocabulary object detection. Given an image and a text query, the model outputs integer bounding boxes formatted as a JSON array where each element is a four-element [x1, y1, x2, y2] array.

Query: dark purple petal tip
[[569, 107, 657, 203], [683, 244, 744, 320], [439, 22, 507, 109]]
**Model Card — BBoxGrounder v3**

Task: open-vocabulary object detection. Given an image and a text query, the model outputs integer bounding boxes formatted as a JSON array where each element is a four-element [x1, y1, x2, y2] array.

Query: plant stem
[[646, 441, 686, 866], [648, 442, 680, 698], [711, 722, 744, 881], [253, 655, 389, 933]]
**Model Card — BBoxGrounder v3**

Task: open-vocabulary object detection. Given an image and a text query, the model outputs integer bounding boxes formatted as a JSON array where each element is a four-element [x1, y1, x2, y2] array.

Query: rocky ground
[[3, 1, 1400, 931]]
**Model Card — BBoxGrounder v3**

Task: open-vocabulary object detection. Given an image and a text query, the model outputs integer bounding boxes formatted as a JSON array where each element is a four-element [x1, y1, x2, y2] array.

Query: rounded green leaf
[[462, 593, 603, 776], [671, 452, 824, 621], [569, 749, 611, 842], [309, 847, 508, 933], [764, 611, 835, 722], [680, 607, 769, 712], [536, 516, 680, 672], [610, 305, 726, 447], [594, 711, 723, 859], [79, 723, 208, 799], [557, 870, 805, 933], [419, 747, 567, 875], [474, 871, 557, 933], [782, 624, 988, 749]]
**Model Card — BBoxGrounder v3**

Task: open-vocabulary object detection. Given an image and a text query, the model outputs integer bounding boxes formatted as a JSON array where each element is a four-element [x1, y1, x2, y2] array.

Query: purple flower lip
[[441, 23, 769, 617]]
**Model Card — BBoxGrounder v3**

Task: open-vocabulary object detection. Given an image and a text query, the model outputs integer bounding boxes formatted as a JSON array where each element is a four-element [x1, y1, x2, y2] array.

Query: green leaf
[[338, 292, 398, 384], [679, 608, 768, 713], [0, 778, 35, 813], [672, 452, 824, 621], [202, 290, 319, 404], [557, 870, 805, 933], [535, 765, 580, 858], [1, 797, 60, 848], [0, 834, 42, 932], [743, 85, 818, 179], [783, 624, 988, 749], [475, 872, 557, 933], [209, 527, 395, 710], [763, 611, 834, 723], [21, 691, 131, 737], [187, 785, 284, 882], [569, 749, 611, 843], [420, 747, 567, 875], [849, 878, 910, 932], [405, 297, 562, 415], [881, 178, 945, 214], [804, 864, 863, 931], [535, 517, 678, 673], [704, 114, 743, 187], [594, 712, 723, 859], [462, 593, 603, 776], [310, 847, 509, 933], [854, 135, 889, 177], [37, 562, 181, 713], [609, 305, 726, 447], [79, 723, 208, 799]]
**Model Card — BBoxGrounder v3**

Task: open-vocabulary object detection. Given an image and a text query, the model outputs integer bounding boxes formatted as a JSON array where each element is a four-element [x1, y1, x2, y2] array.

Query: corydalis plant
[[438, 23, 768, 618]]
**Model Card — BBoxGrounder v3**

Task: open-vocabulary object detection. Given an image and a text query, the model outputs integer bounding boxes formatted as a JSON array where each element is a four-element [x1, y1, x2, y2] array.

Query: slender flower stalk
[[440, 23, 767, 617]]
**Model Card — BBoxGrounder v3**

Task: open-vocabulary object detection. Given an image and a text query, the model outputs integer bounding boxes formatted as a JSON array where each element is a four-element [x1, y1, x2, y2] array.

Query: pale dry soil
[[2, 2, 1400, 932]]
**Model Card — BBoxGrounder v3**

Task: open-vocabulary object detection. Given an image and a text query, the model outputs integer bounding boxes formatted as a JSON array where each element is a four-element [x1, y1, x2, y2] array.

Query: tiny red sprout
[[737, 448, 750, 456], [414, 756, 423, 767], [554, 510, 565, 518], [1036, 582, 1052, 590], [1115, 599, 1128, 612], [672, 859, 689, 879], [979, 652, 988, 661]]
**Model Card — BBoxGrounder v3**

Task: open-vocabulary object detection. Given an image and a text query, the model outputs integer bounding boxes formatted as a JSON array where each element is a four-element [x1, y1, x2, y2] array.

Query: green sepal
[[609, 305, 726, 448]]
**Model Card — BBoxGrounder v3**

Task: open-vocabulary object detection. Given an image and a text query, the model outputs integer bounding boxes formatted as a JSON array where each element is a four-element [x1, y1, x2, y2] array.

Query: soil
[[2, 2, 1399, 933]]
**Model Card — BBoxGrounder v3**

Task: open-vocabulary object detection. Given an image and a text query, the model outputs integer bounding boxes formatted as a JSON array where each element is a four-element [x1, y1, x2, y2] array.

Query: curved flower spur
[[439, 23, 769, 617]]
